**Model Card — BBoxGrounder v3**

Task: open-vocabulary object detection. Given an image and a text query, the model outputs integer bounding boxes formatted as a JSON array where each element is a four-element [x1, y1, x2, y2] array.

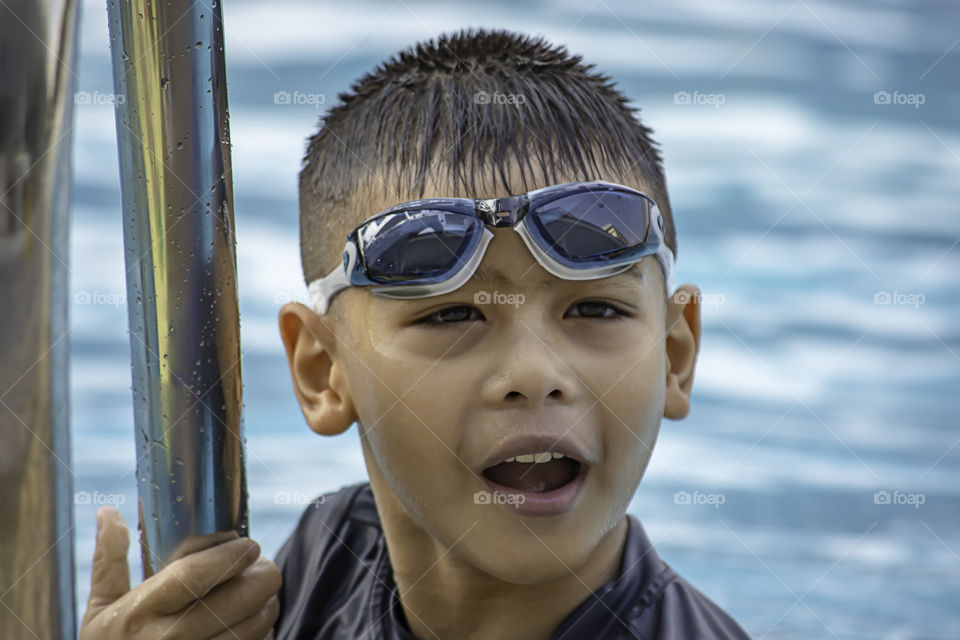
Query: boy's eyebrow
[[473, 265, 514, 289], [473, 264, 645, 293]]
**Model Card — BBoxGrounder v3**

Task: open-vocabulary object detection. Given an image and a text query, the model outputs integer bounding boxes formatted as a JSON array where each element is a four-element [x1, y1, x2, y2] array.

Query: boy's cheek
[[595, 373, 664, 472], [387, 325, 485, 360], [360, 405, 465, 489]]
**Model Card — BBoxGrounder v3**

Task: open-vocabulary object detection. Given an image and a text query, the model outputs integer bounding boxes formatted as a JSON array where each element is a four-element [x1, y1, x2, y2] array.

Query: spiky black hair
[[298, 28, 675, 284]]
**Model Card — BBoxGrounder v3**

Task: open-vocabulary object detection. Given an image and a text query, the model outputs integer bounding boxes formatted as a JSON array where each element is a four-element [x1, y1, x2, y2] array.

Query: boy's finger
[[147, 537, 260, 614], [85, 507, 131, 613], [207, 595, 279, 640], [165, 559, 281, 639]]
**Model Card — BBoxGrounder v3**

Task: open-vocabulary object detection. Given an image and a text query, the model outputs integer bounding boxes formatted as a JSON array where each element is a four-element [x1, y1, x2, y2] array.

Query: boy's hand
[[80, 506, 281, 640]]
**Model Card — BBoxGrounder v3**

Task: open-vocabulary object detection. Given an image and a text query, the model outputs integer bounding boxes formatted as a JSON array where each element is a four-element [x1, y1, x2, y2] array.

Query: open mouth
[[482, 453, 582, 493]]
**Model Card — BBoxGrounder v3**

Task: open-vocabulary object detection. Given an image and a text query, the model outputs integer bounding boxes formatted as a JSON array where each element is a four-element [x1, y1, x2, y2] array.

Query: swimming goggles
[[307, 180, 674, 315]]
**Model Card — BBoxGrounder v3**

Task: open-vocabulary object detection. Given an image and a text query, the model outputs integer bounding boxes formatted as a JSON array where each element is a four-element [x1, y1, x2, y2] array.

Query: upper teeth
[[504, 452, 566, 463]]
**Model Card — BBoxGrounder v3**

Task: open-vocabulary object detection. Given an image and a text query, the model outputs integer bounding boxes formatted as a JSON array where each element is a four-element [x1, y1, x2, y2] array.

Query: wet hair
[[298, 28, 675, 285]]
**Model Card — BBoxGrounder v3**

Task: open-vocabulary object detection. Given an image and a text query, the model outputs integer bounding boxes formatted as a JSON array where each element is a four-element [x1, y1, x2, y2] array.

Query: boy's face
[[280, 166, 701, 584]]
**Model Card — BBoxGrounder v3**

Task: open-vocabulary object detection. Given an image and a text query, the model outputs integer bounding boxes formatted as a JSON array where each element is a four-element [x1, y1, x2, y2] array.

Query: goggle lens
[[358, 211, 482, 284], [530, 191, 652, 267]]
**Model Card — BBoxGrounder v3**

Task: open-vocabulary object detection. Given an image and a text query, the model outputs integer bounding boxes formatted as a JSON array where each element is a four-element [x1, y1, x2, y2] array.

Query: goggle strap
[[306, 185, 677, 315], [308, 242, 357, 315], [657, 241, 675, 297]]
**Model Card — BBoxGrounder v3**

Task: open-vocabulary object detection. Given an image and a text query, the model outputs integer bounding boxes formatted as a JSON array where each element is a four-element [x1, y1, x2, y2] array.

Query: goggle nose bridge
[[474, 194, 530, 227]]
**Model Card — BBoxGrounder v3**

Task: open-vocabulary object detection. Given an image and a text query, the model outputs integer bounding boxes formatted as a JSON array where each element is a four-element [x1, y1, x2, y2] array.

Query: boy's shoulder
[[272, 482, 751, 640], [275, 480, 380, 564], [272, 481, 387, 639], [568, 512, 752, 639]]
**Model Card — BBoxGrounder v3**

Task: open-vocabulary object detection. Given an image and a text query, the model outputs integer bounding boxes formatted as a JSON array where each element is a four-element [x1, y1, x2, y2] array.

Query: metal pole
[[106, 0, 248, 576], [0, 0, 79, 638]]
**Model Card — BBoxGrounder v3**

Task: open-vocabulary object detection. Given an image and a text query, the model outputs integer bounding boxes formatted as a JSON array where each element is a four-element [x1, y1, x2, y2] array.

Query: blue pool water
[[69, 1, 959, 637]]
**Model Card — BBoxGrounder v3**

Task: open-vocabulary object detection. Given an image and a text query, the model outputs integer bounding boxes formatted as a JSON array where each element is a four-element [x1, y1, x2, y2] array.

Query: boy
[[81, 29, 750, 640]]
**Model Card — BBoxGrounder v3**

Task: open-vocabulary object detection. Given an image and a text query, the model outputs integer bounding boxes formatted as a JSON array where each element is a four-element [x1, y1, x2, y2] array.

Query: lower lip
[[481, 463, 588, 516]]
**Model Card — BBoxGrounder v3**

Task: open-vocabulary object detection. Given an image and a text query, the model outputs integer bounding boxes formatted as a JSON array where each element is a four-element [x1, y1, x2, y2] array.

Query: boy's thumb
[[86, 506, 131, 612]]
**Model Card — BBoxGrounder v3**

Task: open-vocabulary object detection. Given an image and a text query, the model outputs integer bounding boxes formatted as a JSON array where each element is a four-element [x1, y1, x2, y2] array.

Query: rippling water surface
[[70, 1, 959, 637]]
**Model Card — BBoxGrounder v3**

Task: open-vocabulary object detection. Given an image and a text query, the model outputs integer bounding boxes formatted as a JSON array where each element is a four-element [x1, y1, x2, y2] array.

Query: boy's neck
[[369, 476, 630, 640]]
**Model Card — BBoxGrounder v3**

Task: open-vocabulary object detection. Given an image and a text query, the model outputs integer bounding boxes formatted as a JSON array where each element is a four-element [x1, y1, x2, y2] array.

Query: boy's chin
[[438, 512, 610, 585], [459, 532, 601, 585]]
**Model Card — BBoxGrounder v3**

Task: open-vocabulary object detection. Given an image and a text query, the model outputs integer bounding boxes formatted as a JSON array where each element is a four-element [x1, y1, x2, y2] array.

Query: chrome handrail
[[106, 0, 248, 577]]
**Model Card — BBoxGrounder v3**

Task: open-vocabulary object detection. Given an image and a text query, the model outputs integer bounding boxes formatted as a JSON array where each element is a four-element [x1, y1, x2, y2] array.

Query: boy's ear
[[278, 302, 357, 436], [663, 284, 702, 420]]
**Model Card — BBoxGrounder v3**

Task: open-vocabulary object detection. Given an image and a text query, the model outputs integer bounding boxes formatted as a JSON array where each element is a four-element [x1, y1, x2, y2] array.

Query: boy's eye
[[415, 300, 630, 325], [564, 300, 630, 320], [416, 305, 485, 325]]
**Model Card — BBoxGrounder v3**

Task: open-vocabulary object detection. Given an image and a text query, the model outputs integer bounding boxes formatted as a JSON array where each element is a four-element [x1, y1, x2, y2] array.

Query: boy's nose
[[479, 322, 581, 408]]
